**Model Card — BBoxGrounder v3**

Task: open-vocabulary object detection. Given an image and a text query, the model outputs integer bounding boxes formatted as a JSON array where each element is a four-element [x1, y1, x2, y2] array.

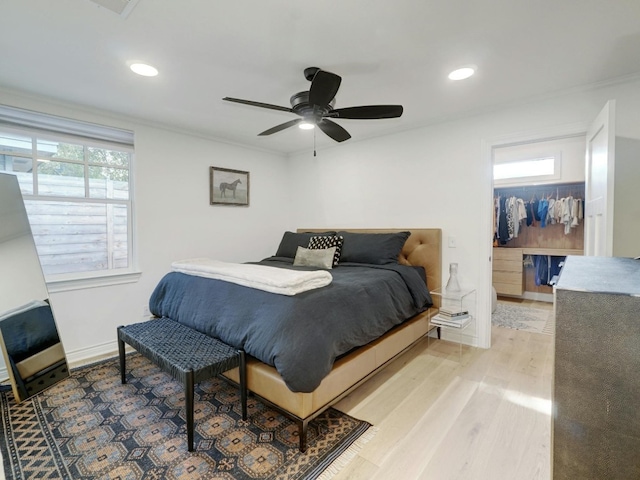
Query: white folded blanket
[[171, 258, 332, 296]]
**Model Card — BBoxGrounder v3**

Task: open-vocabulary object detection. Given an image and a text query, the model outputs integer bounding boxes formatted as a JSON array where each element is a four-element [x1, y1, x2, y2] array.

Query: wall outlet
[[448, 236, 457, 248]]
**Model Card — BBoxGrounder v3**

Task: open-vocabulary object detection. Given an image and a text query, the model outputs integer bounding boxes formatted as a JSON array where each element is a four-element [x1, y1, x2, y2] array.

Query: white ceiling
[[2, 0, 640, 154]]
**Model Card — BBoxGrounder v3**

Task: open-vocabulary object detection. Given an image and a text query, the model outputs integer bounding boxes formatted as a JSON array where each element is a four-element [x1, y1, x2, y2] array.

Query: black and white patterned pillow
[[308, 235, 343, 267]]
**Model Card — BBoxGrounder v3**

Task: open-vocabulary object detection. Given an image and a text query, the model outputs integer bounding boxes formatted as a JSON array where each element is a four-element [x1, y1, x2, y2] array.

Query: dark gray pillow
[[275, 231, 336, 258], [338, 231, 411, 264]]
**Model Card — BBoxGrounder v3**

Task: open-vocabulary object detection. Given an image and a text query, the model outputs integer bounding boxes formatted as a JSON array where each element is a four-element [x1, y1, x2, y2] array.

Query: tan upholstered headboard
[[298, 229, 442, 296]]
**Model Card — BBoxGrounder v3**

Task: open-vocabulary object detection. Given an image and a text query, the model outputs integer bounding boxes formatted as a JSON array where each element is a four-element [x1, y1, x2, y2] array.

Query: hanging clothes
[[534, 255, 548, 286], [571, 198, 580, 227], [538, 199, 549, 228], [498, 196, 509, 244], [547, 198, 556, 225], [534, 255, 566, 286], [493, 185, 584, 241], [526, 201, 535, 226], [561, 196, 573, 234], [532, 199, 541, 221], [517, 198, 527, 226], [506, 197, 516, 239]]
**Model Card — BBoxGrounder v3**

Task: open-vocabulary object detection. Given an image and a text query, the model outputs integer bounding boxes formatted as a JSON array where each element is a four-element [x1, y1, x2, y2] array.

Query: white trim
[[1, 116, 136, 282], [486, 122, 589, 147], [584, 100, 616, 256], [479, 138, 495, 349], [0, 104, 133, 147], [1, 335, 134, 382], [47, 271, 141, 293], [1, 86, 280, 157], [65, 340, 121, 369]]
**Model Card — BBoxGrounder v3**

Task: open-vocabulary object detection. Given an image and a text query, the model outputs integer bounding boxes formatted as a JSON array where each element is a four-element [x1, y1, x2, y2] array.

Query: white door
[[584, 100, 616, 256]]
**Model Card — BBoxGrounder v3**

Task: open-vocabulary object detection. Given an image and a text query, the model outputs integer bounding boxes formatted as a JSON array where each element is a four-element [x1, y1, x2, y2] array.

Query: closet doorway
[[491, 136, 586, 303]]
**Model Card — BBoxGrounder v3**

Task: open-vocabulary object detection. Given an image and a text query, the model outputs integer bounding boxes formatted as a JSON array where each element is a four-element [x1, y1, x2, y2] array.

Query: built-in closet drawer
[[492, 247, 523, 295]]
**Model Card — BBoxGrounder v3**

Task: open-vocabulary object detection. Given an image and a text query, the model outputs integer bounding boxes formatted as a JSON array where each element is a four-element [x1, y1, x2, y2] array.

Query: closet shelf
[[521, 248, 583, 256]]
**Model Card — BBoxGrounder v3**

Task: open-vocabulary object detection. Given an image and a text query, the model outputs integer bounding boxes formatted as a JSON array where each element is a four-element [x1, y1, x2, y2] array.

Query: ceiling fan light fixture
[[448, 66, 476, 81], [130, 63, 159, 77], [298, 121, 315, 130]]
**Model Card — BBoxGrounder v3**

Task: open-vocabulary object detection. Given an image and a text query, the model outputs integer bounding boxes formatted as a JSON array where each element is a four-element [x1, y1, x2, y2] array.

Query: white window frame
[[0, 105, 139, 291], [493, 152, 562, 186]]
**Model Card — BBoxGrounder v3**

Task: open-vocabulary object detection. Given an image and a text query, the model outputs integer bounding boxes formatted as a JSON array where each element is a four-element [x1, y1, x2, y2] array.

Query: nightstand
[[429, 287, 476, 362]]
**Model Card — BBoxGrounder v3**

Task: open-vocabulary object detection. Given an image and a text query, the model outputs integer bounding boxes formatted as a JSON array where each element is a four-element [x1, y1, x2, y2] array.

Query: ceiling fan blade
[[309, 70, 342, 107], [330, 105, 404, 119], [317, 119, 351, 143], [258, 119, 302, 136], [223, 97, 293, 113]]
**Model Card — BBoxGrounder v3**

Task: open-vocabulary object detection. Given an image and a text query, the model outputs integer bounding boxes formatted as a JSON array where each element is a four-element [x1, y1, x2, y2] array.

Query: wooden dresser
[[493, 247, 583, 296], [492, 247, 523, 295]]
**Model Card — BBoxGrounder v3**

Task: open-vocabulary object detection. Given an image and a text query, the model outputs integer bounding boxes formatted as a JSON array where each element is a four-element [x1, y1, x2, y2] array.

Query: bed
[[149, 228, 441, 450]]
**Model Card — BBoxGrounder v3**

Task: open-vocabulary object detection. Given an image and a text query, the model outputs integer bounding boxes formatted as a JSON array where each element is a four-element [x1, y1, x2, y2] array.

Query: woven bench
[[117, 318, 247, 451]]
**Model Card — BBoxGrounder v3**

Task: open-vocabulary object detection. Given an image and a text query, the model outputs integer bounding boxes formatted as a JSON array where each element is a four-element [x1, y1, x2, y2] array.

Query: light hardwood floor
[[332, 300, 553, 480]]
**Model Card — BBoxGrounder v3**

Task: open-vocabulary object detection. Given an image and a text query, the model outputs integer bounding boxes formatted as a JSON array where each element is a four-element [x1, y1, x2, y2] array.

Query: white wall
[[0, 89, 291, 365], [287, 76, 640, 348], [614, 136, 640, 257]]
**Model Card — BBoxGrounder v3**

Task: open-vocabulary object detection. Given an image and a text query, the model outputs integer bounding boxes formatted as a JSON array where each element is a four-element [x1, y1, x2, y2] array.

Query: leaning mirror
[[0, 172, 69, 402]]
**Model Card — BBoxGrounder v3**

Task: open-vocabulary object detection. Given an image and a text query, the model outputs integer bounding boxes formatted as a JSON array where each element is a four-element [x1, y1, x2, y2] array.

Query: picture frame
[[210, 166, 250, 206]]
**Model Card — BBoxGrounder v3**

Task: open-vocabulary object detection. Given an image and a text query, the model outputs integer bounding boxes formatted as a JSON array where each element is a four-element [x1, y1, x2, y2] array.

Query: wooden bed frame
[[223, 228, 442, 451]]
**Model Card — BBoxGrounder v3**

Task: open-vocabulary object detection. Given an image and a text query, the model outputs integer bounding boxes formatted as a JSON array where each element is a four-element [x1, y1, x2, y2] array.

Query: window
[[493, 153, 561, 185], [0, 106, 136, 288]]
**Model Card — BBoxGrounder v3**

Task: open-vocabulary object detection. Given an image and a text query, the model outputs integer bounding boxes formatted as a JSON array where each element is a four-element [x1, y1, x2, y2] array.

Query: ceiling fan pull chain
[[313, 126, 317, 157]]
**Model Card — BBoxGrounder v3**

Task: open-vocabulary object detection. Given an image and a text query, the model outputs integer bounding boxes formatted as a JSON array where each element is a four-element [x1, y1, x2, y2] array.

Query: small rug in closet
[[0, 353, 374, 480], [492, 302, 554, 335]]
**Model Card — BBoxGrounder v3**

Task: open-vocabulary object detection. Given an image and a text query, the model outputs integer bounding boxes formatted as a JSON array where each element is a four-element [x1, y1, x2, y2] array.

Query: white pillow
[[293, 246, 336, 269]]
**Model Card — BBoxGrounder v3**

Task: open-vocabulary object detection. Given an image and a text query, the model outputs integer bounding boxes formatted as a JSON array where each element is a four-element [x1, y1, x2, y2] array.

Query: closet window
[[494, 154, 561, 184], [0, 105, 138, 291]]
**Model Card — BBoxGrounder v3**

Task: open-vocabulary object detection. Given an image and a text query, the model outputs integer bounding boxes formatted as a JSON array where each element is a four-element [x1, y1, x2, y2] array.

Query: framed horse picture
[[210, 166, 250, 206]]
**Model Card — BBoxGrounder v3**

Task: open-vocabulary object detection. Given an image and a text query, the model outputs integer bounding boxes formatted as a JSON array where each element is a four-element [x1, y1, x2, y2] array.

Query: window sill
[[46, 271, 142, 293]]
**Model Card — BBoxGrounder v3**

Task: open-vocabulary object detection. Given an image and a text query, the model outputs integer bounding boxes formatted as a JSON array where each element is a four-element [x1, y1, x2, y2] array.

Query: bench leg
[[117, 327, 126, 384], [298, 419, 309, 452], [238, 350, 247, 421], [185, 369, 195, 451]]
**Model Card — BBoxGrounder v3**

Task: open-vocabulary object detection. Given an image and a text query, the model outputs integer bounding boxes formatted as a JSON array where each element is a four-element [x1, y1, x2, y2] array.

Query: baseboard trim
[[1, 341, 121, 384], [66, 340, 120, 368], [522, 292, 554, 303]]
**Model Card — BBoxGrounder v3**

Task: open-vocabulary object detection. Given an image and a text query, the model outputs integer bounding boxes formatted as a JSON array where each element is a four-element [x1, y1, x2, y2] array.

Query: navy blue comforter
[[149, 257, 432, 392]]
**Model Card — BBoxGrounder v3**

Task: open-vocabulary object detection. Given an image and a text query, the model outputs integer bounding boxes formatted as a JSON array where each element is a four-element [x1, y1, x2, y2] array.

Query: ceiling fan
[[223, 67, 403, 143]]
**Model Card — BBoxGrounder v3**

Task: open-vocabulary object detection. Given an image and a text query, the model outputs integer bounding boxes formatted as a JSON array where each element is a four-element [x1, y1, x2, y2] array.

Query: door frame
[[584, 100, 616, 256], [479, 121, 589, 348]]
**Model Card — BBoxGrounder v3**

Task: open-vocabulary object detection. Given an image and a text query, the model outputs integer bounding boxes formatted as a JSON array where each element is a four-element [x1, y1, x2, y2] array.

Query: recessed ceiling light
[[130, 63, 158, 77], [448, 66, 476, 81], [298, 121, 315, 130]]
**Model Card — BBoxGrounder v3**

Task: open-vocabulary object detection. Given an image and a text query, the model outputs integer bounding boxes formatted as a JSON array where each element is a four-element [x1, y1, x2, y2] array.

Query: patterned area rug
[[0, 354, 373, 480], [492, 303, 554, 335]]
